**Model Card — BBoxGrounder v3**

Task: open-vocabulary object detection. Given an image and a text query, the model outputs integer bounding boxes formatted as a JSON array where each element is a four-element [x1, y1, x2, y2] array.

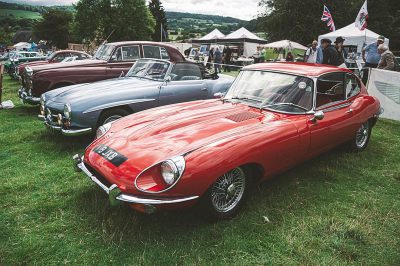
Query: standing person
[[321, 38, 339, 66], [304, 40, 318, 63], [377, 44, 398, 71], [213, 47, 222, 75], [285, 52, 294, 62], [207, 47, 214, 69], [223, 46, 232, 72], [362, 36, 385, 83], [316, 40, 324, 64], [334, 36, 346, 66]]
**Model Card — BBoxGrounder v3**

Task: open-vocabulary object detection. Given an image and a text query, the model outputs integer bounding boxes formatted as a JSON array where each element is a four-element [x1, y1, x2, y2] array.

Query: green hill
[[0, 8, 41, 19]]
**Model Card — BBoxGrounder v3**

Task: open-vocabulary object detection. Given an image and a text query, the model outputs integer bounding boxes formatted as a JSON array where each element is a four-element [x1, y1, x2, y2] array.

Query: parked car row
[[16, 41, 382, 219]]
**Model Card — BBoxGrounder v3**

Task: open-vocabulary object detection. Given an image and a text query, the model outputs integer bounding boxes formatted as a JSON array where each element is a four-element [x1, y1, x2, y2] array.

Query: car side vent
[[225, 111, 261, 122]]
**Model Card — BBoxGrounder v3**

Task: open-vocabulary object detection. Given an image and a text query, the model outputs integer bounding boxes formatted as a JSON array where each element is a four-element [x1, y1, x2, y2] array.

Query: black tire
[[97, 108, 131, 128], [349, 120, 371, 152], [199, 167, 251, 220]]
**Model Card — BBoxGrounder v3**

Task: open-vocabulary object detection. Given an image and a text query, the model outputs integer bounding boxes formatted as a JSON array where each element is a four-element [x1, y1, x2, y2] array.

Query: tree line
[[258, 0, 400, 51]]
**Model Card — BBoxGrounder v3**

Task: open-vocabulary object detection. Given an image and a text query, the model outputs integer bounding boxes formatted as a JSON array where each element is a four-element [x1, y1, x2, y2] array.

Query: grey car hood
[[45, 77, 161, 108]]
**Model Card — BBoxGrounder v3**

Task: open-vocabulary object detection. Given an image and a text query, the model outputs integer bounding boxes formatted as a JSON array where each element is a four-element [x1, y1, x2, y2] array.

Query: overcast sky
[[4, 0, 260, 20]]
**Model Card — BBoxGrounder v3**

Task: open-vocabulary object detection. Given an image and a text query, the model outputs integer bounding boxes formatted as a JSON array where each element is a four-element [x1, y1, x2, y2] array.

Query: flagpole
[[161, 23, 163, 43]]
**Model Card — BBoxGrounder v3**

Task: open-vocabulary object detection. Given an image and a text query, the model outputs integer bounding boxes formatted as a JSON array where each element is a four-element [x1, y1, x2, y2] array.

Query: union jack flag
[[321, 5, 336, 31]]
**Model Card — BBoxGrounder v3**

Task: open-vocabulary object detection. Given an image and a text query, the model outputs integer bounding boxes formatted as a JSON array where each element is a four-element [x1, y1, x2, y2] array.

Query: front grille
[[84, 163, 112, 187], [45, 107, 63, 126], [225, 111, 261, 123]]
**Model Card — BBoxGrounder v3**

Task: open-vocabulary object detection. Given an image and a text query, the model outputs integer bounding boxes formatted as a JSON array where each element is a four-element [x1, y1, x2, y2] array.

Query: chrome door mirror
[[310, 110, 324, 122], [213, 92, 225, 99]]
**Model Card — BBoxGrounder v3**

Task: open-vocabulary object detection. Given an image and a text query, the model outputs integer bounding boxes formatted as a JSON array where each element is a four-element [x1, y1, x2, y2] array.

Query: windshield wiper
[[260, 102, 308, 112]]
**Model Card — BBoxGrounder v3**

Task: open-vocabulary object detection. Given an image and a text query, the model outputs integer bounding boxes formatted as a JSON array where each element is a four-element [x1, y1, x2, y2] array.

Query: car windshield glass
[[126, 59, 170, 81], [46, 52, 56, 60], [94, 44, 114, 60], [224, 70, 314, 113]]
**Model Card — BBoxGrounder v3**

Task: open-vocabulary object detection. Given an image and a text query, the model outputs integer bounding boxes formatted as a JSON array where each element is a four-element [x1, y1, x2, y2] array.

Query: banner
[[355, 0, 368, 30], [367, 68, 400, 121]]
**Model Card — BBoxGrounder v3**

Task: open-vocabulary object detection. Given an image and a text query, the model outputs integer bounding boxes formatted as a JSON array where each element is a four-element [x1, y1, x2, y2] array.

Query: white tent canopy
[[198, 29, 225, 41], [13, 42, 31, 50], [318, 23, 390, 53], [263, 40, 307, 50], [224, 27, 263, 41]]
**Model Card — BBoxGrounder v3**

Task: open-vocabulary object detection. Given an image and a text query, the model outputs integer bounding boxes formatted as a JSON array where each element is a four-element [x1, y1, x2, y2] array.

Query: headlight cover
[[160, 156, 186, 186], [64, 103, 71, 120], [95, 122, 113, 139], [40, 94, 46, 106]]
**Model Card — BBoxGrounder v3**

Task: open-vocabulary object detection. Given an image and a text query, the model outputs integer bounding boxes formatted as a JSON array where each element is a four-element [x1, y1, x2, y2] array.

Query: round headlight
[[95, 122, 112, 139], [64, 103, 71, 120], [40, 94, 46, 106], [161, 161, 179, 185]]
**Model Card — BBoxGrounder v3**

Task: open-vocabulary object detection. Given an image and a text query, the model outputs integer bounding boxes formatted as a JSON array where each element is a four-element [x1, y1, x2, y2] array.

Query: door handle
[[346, 109, 353, 114]]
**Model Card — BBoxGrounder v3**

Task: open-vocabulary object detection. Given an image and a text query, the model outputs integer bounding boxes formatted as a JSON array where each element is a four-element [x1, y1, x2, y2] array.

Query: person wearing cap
[[377, 44, 398, 71], [362, 36, 385, 83], [334, 36, 346, 66], [321, 38, 339, 66]]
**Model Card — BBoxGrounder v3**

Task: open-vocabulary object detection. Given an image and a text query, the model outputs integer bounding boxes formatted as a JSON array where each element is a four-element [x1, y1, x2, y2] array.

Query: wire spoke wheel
[[211, 167, 246, 213], [355, 121, 370, 148]]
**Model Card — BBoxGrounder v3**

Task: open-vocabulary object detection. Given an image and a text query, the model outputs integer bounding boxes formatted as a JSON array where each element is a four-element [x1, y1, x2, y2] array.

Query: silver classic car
[[39, 59, 234, 136]]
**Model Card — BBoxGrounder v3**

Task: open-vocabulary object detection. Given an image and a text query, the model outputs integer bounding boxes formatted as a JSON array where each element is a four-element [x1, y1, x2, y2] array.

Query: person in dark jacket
[[321, 38, 339, 66], [334, 36, 346, 66], [285, 52, 294, 62], [223, 46, 232, 72]]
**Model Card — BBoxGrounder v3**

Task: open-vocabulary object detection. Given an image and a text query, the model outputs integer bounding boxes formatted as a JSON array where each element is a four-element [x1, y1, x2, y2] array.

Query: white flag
[[355, 0, 368, 30]]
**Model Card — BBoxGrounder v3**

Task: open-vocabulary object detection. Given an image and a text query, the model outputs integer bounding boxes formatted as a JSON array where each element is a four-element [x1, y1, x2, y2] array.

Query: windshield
[[126, 59, 170, 81], [224, 70, 314, 113], [94, 44, 115, 60], [46, 52, 56, 60]]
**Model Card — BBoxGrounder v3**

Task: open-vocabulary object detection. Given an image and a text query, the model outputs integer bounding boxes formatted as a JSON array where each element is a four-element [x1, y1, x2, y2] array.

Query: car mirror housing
[[214, 92, 225, 99], [164, 76, 171, 83], [310, 110, 325, 122]]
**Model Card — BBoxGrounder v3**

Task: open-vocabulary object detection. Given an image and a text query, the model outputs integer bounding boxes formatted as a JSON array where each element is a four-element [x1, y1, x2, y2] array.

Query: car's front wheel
[[349, 120, 371, 152], [201, 167, 250, 220]]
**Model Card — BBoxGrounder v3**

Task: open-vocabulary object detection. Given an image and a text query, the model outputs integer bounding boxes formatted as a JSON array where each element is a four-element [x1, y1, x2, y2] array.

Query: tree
[[33, 9, 72, 49], [259, 0, 400, 51], [148, 0, 168, 42], [74, 0, 155, 44]]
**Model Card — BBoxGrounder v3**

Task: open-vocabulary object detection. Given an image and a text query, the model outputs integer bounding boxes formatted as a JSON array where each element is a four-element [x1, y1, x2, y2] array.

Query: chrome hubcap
[[356, 122, 369, 148], [211, 168, 246, 213], [103, 115, 123, 125]]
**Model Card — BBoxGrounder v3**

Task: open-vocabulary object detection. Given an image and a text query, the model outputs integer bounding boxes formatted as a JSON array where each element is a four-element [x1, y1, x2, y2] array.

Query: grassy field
[[0, 74, 399, 265], [0, 9, 41, 19]]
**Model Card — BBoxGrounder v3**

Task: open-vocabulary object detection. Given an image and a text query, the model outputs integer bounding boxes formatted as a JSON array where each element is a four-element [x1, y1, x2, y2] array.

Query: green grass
[[0, 9, 41, 19], [1, 75, 400, 265]]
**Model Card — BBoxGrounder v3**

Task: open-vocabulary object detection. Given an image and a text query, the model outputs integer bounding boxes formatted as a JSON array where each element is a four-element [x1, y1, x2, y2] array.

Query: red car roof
[[244, 62, 352, 77]]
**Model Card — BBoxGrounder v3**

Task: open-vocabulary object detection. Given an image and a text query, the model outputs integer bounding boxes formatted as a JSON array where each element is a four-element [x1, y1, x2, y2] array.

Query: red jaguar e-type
[[74, 63, 382, 219]]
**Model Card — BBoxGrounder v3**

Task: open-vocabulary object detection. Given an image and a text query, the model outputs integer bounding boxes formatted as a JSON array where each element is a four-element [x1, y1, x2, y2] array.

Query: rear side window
[[345, 73, 361, 99], [316, 72, 345, 108], [143, 46, 161, 59], [160, 47, 170, 60], [111, 45, 140, 61]]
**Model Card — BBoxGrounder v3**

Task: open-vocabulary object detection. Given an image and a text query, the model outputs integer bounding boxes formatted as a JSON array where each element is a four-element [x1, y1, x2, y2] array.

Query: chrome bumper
[[73, 154, 199, 212], [18, 88, 40, 105], [39, 115, 92, 136]]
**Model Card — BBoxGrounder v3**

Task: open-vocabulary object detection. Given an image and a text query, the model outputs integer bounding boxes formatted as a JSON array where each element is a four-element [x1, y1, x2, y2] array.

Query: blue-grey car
[[39, 59, 235, 136]]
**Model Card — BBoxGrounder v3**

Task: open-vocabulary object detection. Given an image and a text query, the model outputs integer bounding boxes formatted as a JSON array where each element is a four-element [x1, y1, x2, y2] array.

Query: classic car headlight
[[25, 66, 33, 76], [64, 103, 72, 120], [96, 122, 113, 139], [160, 156, 186, 185], [40, 94, 46, 106]]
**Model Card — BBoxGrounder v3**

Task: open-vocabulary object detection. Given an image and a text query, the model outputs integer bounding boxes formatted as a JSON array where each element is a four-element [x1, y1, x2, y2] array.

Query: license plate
[[93, 144, 127, 167]]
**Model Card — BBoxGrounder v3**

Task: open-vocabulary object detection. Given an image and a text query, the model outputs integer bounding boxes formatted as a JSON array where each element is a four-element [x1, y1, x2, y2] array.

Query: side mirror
[[214, 92, 225, 99], [165, 76, 171, 83], [310, 110, 324, 122]]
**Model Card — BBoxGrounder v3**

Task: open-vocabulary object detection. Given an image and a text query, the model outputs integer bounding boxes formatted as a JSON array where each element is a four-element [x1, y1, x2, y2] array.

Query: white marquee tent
[[318, 23, 390, 53], [13, 42, 31, 50], [198, 29, 225, 41], [262, 40, 307, 50]]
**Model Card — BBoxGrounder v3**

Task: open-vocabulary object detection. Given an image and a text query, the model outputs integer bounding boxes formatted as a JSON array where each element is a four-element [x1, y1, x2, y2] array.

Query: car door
[[158, 63, 208, 106], [308, 72, 355, 155], [107, 45, 140, 78]]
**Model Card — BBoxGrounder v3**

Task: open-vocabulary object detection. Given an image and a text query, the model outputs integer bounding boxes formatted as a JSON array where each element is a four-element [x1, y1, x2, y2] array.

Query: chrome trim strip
[[83, 98, 156, 114], [61, 127, 92, 136], [75, 156, 199, 204], [44, 121, 61, 131]]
